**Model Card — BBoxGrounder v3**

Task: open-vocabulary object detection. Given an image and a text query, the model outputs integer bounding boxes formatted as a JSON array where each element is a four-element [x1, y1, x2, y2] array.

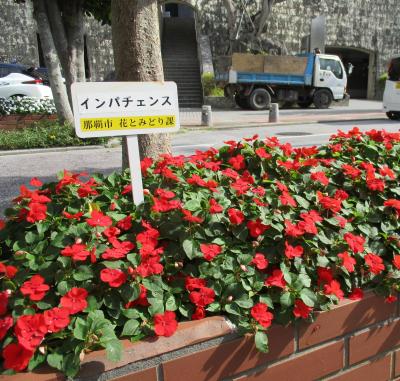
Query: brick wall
[[0, 115, 58, 131], [2, 291, 399, 381]]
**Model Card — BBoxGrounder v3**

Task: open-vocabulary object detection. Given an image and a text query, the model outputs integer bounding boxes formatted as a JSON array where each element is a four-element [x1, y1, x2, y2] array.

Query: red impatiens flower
[[334, 189, 349, 201], [0, 219, 5, 230], [182, 209, 204, 223], [342, 164, 361, 179], [62, 211, 84, 220], [348, 288, 364, 301], [251, 303, 274, 328], [26, 202, 47, 223], [117, 215, 132, 231], [200, 243, 222, 261], [317, 192, 342, 213], [317, 267, 333, 285], [61, 243, 90, 261], [103, 226, 121, 239], [364, 253, 385, 275], [280, 191, 297, 207], [284, 220, 304, 238], [86, 210, 112, 227], [153, 311, 178, 337], [311, 171, 329, 186], [228, 154, 246, 170], [384, 199, 400, 216], [366, 178, 385, 192], [60, 287, 88, 314], [228, 208, 245, 225], [29, 177, 43, 187], [0, 316, 13, 340], [140, 157, 153, 173], [338, 251, 356, 273], [102, 239, 135, 260], [192, 306, 206, 320], [293, 299, 313, 319], [20, 275, 50, 301], [2, 343, 34, 372], [0, 291, 9, 316], [209, 198, 223, 214], [250, 253, 269, 270], [323, 280, 344, 300], [255, 147, 272, 159], [0, 263, 17, 279], [44, 308, 70, 333], [385, 295, 397, 303], [247, 219, 269, 238], [264, 269, 287, 289], [344, 233, 365, 254], [152, 197, 182, 213], [284, 241, 304, 260], [125, 284, 150, 308], [185, 276, 207, 291], [14, 314, 48, 351], [136, 256, 164, 277], [393, 255, 400, 269], [100, 268, 127, 287], [189, 286, 215, 307]]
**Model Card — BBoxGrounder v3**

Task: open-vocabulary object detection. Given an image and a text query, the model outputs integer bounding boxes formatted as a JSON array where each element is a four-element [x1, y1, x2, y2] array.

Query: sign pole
[[126, 135, 144, 206]]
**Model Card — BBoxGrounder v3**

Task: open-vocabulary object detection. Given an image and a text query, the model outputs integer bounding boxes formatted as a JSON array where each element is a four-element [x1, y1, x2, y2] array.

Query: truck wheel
[[387, 111, 400, 120], [235, 94, 250, 109], [313, 89, 333, 109], [298, 100, 313, 108], [249, 88, 271, 110]]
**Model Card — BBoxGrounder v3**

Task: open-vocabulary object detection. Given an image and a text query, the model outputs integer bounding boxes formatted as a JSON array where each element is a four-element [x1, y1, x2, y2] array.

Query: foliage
[[0, 97, 56, 116], [202, 72, 224, 97], [0, 120, 107, 150], [0, 128, 400, 376]]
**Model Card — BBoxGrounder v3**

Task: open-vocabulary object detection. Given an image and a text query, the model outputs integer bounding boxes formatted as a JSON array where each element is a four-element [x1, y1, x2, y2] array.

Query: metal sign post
[[71, 81, 180, 206]]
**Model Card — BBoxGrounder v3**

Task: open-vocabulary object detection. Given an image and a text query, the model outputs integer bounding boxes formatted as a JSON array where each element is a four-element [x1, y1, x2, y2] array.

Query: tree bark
[[111, 0, 171, 169], [222, 0, 236, 54], [33, 0, 74, 124]]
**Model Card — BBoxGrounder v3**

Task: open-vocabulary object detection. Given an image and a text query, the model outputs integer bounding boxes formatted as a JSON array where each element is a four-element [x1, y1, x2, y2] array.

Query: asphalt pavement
[[0, 99, 398, 216]]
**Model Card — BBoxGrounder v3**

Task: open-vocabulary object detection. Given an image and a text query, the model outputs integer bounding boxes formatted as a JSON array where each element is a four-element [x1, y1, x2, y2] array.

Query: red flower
[[86, 210, 112, 227], [182, 209, 204, 223], [136, 256, 164, 277], [293, 299, 313, 319], [366, 178, 385, 192], [189, 286, 215, 307], [60, 287, 88, 314], [0, 316, 13, 340], [311, 171, 329, 186], [385, 295, 397, 303], [284, 220, 304, 238], [61, 243, 90, 261], [344, 233, 365, 254], [393, 255, 400, 269], [141, 157, 153, 173], [62, 211, 83, 220], [264, 269, 286, 288], [228, 154, 246, 170], [20, 275, 50, 301], [247, 219, 269, 238], [44, 308, 70, 333], [324, 280, 344, 300], [228, 208, 245, 225], [364, 253, 385, 275], [384, 199, 400, 216], [154, 311, 178, 337], [15, 314, 47, 350], [255, 147, 272, 159], [0, 291, 9, 315], [125, 284, 149, 308], [192, 306, 206, 320], [152, 197, 181, 213], [0, 219, 5, 230], [250, 253, 269, 270], [231, 179, 251, 195], [103, 226, 121, 239], [117, 215, 132, 231], [100, 268, 127, 287], [317, 192, 341, 213], [200, 243, 222, 261], [251, 303, 274, 328], [284, 241, 304, 259], [0, 263, 17, 279], [342, 164, 361, 179], [280, 191, 297, 207], [317, 267, 333, 285], [2, 343, 33, 372], [334, 189, 349, 201], [77, 184, 98, 198], [379, 165, 395, 179], [348, 288, 364, 300], [26, 202, 47, 223], [29, 177, 43, 187], [185, 276, 207, 291], [338, 251, 356, 273], [121, 184, 132, 195], [209, 198, 223, 214]]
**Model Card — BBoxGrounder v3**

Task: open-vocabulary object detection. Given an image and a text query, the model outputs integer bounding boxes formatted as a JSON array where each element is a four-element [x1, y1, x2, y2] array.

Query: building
[[1, 0, 399, 100]]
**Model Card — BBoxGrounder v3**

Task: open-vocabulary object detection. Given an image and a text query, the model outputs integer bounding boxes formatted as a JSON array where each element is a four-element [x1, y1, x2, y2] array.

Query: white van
[[383, 56, 400, 120]]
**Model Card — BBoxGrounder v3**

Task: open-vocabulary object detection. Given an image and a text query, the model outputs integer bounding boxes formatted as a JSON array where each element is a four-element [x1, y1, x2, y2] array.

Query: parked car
[[0, 63, 52, 99], [383, 56, 400, 120]]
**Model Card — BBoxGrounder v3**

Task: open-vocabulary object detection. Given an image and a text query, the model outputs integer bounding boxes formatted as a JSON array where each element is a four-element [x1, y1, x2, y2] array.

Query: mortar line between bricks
[[321, 346, 400, 381], [343, 336, 349, 369], [298, 316, 400, 353], [221, 338, 345, 381]]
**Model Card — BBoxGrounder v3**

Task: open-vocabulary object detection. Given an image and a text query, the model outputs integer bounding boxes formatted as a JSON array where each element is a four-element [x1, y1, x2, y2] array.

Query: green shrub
[[201, 72, 224, 97], [0, 120, 107, 150]]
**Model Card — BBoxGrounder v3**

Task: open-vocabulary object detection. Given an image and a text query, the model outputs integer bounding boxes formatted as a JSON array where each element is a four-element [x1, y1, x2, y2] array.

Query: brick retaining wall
[[0, 115, 58, 131], [2, 292, 400, 381]]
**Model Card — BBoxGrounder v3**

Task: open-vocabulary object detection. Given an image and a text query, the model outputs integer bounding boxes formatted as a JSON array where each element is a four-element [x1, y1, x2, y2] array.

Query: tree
[[222, 0, 287, 54], [111, 0, 171, 168]]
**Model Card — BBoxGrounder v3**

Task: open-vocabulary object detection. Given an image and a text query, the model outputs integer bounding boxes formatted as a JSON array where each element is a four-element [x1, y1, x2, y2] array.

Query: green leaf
[[25, 231, 37, 244], [255, 331, 269, 352], [120, 283, 140, 303], [280, 292, 295, 307], [73, 318, 88, 340], [182, 238, 197, 260], [234, 297, 254, 309], [184, 199, 201, 211], [300, 289, 317, 307], [73, 265, 94, 281], [47, 352, 64, 371], [121, 319, 140, 337], [105, 339, 122, 362], [165, 294, 178, 311], [148, 297, 164, 315], [224, 303, 241, 316], [293, 195, 310, 209]]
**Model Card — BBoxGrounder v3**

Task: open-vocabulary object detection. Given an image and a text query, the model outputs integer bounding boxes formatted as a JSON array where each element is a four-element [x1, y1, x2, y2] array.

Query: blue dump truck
[[216, 52, 349, 110]]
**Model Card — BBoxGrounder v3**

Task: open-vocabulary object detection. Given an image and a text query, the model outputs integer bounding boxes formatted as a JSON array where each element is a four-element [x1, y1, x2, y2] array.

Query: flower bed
[[0, 127, 399, 377]]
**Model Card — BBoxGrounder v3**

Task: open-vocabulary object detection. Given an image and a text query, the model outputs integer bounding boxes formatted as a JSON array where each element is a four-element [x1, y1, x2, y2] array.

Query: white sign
[[71, 81, 181, 205], [71, 81, 180, 138]]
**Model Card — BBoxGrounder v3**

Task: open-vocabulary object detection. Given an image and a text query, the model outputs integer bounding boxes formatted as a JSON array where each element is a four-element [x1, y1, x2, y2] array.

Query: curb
[[0, 145, 112, 157]]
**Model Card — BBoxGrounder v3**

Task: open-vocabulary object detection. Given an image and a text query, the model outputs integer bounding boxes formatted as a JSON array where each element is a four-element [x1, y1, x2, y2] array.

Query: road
[[1, 115, 399, 216]]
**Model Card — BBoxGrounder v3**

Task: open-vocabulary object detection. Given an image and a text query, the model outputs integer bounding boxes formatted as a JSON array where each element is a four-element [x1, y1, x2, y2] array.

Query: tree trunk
[[111, 0, 171, 169], [33, 0, 74, 125], [222, 0, 237, 54]]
